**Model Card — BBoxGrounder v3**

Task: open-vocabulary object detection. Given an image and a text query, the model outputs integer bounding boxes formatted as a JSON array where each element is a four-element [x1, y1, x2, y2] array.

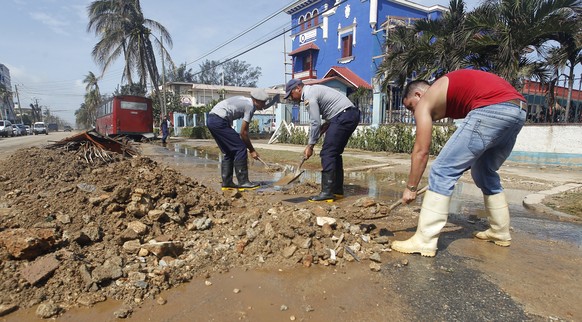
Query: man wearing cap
[[284, 79, 360, 202], [207, 89, 279, 191]]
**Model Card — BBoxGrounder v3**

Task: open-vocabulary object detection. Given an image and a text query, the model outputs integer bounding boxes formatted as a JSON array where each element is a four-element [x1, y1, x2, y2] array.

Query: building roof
[[323, 66, 372, 89], [288, 42, 320, 56]]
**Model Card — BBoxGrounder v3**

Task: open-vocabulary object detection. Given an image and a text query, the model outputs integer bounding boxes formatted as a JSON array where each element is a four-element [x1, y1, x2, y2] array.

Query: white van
[[0, 120, 13, 137]]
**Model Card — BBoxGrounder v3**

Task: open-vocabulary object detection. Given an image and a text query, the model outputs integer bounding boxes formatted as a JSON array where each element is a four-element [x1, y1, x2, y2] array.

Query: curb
[[523, 183, 582, 220]]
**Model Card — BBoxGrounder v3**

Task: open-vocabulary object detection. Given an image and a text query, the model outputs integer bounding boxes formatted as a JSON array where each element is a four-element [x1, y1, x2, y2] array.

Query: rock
[[122, 239, 141, 254], [0, 304, 18, 317], [373, 236, 391, 244], [321, 223, 333, 237], [127, 221, 148, 235], [0, 228, 56, 260], [92, 258, 123, 283], [35, 302, 60, 319], [369, 252, 382, 263], [316, 216, 336, 226], [141, 241, 184, 258], [19, 254, 60, 285], [282, 245, 297, 258], [76, 293, 106, 306], [292, 209, 311, 224], [113, 306, 132, 319], [264, 222, 276, 239], [369, 262, 382, 272]]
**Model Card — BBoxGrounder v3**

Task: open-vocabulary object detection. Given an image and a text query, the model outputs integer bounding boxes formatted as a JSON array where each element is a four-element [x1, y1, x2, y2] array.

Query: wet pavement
[[161, 142, 582, 248]]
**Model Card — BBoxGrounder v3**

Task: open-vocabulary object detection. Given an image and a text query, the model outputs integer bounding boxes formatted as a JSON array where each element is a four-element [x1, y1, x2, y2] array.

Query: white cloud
[[30, 11, 70, 36]]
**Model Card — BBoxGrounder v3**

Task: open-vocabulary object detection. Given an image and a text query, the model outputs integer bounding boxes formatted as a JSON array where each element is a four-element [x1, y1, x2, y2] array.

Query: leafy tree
[[193, 59, 262, 87], [194, 60, 222, 85], [114, 83, 147, 96], [465, 0, 580, 87], [377, 0, 581, 93], [166, 63, 197, 82], [222, 60, 261, 87], [87, 0, 174, 95]]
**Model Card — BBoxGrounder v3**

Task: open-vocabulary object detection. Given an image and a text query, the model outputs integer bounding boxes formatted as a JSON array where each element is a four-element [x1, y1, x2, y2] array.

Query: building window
[[313, 9, 319, 25], [306, 13, 312, 29], [341, 34, 353, 58], [302, 55, 312, 71], [299, 16, 305, 31]]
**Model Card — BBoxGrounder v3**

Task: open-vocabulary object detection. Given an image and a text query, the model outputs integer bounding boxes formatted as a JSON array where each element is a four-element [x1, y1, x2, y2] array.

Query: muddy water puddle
[[156, 143, 582, 247]]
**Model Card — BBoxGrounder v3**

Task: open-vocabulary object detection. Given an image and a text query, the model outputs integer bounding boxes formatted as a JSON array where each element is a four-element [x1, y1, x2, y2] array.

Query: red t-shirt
[[445, 70, 525, 119]]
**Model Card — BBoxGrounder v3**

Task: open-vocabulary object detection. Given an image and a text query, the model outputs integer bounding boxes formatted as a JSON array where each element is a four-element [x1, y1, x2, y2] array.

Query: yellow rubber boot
[[391, 190, 450, 257], [473, 192, 511, 247]]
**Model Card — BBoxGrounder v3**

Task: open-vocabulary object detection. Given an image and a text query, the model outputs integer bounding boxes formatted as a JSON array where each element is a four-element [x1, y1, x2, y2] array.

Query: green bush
[[179, 126, 212, 139], [279, 123, 456, 155]]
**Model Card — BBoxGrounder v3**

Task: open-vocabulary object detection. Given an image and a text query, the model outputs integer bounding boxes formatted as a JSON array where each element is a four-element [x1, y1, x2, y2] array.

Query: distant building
[[162, 82, 284, 135], [0, 64, 16, 121], [284, 0, 447, 124]]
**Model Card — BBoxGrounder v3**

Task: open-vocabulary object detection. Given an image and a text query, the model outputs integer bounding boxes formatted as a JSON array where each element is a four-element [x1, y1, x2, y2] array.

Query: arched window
[[299, 16, 305, 31], [313, 9, 319, 25], [306, 13, 312, 29]]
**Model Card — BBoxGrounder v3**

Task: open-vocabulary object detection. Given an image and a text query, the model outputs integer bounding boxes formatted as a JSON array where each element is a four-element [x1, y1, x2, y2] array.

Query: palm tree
[[465, 0, 581, 87], [87, 0, 173, 95], [377, 0, 473, 88], [82, 71, 101, 127], [540, 17, 582, 122]]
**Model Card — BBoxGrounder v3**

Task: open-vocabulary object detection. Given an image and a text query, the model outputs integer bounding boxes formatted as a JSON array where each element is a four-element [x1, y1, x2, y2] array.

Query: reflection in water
[[164, 143, 581, 246]]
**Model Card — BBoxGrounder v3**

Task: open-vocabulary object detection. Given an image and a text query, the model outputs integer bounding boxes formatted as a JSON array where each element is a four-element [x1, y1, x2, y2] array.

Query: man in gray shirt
[[284, 79, 360, 202], [207, 88, 278, 191]]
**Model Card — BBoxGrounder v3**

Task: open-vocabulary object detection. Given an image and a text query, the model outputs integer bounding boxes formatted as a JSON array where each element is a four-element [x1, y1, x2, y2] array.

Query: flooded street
[[160, 142, 582, 248]]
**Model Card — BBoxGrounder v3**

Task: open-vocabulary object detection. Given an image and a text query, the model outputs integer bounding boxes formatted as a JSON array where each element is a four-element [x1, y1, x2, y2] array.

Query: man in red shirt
[[392, 69, 527, 257]]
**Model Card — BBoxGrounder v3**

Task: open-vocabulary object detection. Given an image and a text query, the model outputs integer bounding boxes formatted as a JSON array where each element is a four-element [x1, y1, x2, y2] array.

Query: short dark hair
[[402, 80, 430, 101]]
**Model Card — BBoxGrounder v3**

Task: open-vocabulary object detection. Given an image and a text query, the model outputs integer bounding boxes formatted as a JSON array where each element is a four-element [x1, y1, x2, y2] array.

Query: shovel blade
[[274, 170, 305, 186]]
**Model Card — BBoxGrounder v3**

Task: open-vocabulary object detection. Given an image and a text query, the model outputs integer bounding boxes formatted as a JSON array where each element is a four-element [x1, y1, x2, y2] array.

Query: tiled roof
[[288, 42, 320, 56], [323, 66, 372, 89]]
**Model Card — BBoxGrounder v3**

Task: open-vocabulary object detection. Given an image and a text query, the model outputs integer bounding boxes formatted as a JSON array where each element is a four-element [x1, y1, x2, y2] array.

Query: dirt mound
[[0, 146, 416, 318]]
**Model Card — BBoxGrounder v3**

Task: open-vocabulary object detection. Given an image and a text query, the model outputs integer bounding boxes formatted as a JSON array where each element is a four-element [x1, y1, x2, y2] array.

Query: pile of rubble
[[0, 146, 417, 318]]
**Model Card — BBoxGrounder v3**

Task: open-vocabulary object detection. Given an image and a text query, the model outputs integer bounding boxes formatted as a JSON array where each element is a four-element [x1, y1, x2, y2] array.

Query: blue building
[[284, 0, 446, 124]]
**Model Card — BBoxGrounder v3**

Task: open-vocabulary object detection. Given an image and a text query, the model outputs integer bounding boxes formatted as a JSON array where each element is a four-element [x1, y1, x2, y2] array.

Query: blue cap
[[284, 79, 303, 99]]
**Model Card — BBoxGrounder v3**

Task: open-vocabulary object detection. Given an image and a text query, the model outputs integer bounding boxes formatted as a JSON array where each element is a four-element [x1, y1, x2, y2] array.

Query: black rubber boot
[[234, 159, 260, 191], [334, 169, 344, 199], [309, 170, 335, 202], [221, 159, 238, 191]]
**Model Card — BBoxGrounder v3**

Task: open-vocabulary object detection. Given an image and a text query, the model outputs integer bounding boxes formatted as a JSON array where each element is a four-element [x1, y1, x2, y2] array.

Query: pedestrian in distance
[[207, 88, 279, 191], [391, 69, 527, 257], [284, 79, 360, 202], [160, 115, 172, 144]]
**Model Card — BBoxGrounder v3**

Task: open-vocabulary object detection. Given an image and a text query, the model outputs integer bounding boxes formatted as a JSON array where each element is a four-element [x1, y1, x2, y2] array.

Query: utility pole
[[14, 85, 24, 123], [160, 33, 167, 119]]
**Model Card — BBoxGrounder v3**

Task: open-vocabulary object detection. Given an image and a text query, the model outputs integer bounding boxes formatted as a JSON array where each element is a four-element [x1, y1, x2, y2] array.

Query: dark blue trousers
[[207, 113, 247, 162], [320, 107, 360, 172]]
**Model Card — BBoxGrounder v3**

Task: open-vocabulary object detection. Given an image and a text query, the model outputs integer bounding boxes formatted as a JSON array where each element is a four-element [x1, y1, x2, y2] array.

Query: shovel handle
[[296, 157, 306, 173], [256, 156, 269, 167], [388, 186, 429, 211]]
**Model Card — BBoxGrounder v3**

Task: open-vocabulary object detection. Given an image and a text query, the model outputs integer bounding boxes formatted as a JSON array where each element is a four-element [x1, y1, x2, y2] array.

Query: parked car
[[14, 124, 28, 136], [0, 120, 13, 137], [25, 125, 32, 135], [63, 125, 73, 132], [33, 122, 48, 135]]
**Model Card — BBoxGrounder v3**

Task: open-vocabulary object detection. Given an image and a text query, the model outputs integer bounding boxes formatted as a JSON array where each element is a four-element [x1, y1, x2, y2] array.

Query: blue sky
[[0, 0, 481, 125]]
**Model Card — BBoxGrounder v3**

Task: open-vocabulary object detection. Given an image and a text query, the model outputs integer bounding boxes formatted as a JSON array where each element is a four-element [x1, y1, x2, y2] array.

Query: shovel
[[360, 186, 429, 220], [256, 156, 273, 170], [274, 156, 306, 186]]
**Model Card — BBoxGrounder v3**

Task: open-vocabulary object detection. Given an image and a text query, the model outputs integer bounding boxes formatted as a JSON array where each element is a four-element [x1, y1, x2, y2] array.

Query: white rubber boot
[[473, 192, 511, 247], [391, 190, 450, 257]]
